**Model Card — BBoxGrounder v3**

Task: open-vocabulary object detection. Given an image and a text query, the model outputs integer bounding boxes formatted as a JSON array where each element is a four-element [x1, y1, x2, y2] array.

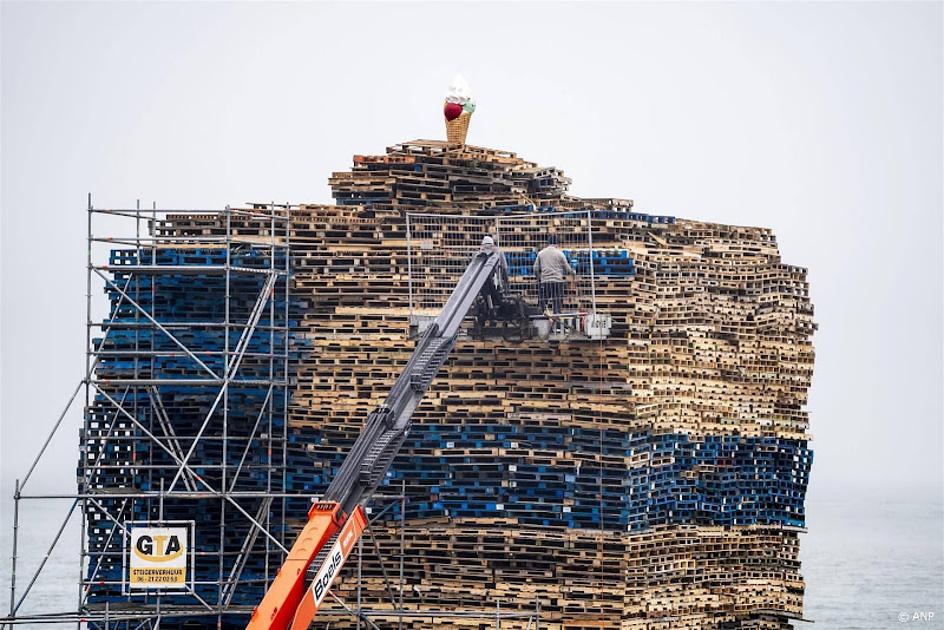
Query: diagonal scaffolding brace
[[167, 271, 279, 493]]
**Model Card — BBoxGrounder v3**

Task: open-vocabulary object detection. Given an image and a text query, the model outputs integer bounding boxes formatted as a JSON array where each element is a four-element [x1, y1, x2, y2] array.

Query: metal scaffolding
[[3, 199, 294, 628]]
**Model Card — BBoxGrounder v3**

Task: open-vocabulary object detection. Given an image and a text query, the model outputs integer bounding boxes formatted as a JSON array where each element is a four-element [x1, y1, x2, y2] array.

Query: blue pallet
[[294, 423, 812, 531]]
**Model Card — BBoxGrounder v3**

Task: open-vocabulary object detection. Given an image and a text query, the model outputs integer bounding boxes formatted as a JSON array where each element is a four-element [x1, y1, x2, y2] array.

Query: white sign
[[310, 516, 361, 608], [128, 526, 189, 589]]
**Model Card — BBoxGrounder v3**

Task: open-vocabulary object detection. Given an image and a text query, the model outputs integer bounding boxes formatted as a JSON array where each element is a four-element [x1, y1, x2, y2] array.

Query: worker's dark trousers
[[539, 281, 565, 314]]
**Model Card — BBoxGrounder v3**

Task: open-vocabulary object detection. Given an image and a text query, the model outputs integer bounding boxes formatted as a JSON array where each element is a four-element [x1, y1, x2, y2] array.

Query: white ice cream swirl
[[445, 74, 476, 112]]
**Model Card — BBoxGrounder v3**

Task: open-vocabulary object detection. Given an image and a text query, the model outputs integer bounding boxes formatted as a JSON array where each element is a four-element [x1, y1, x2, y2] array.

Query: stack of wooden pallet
[[160, 139, 815, 629]]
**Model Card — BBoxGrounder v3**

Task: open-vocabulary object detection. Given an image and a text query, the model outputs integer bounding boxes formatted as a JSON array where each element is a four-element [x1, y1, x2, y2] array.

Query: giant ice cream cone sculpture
[[444, 74, 475, 145]]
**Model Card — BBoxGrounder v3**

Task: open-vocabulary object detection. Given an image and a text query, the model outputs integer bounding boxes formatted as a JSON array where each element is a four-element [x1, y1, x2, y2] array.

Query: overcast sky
[[1, 2, 941, 514]]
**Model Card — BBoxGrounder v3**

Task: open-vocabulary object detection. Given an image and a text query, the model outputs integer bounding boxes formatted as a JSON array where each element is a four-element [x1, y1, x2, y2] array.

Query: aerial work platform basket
[[406, 209, 612, 341]]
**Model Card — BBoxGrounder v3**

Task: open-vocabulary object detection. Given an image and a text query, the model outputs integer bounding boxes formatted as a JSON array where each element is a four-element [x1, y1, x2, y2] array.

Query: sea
[[0, 493, 941, 628]]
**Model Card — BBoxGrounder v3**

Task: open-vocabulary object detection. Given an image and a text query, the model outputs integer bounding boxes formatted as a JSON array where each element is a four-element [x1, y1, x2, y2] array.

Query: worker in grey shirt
[[533, 234, 573, 314]]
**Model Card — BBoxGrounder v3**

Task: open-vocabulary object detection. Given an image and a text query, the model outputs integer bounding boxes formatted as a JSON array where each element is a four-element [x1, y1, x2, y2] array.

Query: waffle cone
[[446, 111, 472, 145]]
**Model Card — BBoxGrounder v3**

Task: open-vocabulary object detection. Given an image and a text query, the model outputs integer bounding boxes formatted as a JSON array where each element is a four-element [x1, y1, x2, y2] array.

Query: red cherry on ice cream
[[444, 102, 463, 121]]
